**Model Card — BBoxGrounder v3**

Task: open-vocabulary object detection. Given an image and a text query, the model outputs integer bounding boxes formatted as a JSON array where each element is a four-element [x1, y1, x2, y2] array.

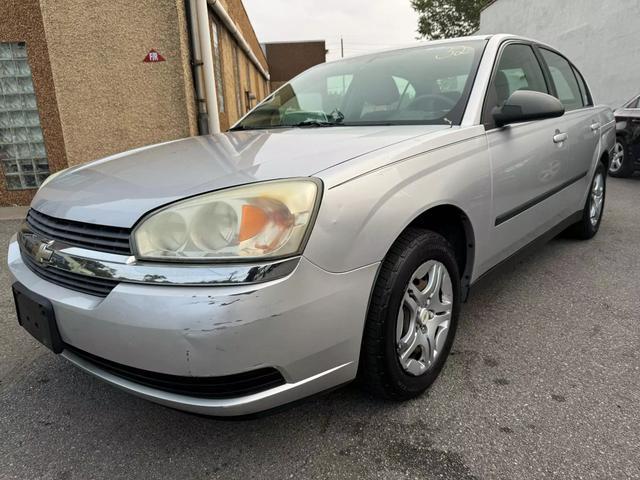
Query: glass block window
[[0, 42, 49, 190]]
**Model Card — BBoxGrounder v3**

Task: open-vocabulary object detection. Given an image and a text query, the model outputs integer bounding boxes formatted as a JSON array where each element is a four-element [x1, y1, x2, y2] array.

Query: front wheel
[[358, 229, 460, 400], [567, 163, 606, 239]]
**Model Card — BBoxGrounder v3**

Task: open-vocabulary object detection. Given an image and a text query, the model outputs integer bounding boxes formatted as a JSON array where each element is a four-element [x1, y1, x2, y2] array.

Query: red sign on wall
[[143, 49, 166, 63]]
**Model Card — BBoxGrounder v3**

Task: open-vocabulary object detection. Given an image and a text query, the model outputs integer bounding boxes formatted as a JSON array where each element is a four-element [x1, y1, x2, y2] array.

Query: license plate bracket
[[12, 282, 63, 353]]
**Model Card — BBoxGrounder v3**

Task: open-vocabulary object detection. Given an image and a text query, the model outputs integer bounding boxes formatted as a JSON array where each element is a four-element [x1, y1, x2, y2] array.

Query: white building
[[477, 0, 640, 108]]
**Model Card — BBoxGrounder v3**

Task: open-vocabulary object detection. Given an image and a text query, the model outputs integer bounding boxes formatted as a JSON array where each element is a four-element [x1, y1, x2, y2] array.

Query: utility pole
[[340, 37, 344, 58]]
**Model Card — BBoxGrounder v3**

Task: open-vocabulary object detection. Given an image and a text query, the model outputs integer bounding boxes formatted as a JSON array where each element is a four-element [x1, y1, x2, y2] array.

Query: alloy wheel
[[589, 172, 605, 226], [396, 260, 453, 376], [609, 142, 625, 173]]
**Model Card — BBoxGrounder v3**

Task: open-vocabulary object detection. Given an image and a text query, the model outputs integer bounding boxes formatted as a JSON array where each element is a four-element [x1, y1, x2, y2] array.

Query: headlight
[[132, 179, 321, 262]]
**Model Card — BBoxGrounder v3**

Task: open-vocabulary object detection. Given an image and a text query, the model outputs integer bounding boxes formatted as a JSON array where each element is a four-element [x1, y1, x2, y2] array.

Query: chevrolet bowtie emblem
[[35, 240, 55, 265]]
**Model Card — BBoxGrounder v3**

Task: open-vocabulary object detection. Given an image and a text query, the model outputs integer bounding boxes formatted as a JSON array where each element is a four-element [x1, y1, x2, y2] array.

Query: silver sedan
[[8, 34, 615, 416]]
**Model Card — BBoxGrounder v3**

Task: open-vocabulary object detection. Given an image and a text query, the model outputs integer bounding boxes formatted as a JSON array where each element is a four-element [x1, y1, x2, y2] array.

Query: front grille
[[66, 345, 287, 399], [26, 209, 132, 255], [21, 250, 118, 297]]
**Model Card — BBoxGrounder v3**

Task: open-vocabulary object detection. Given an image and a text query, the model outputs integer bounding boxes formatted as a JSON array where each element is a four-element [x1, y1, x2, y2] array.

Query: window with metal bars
[[232, 45, 243, 118], [210, 20, 225, 113]]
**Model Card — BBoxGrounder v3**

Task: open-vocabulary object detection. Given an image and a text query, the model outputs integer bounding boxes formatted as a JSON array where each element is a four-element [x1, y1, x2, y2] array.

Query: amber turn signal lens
[[238, 204, 268, 241]]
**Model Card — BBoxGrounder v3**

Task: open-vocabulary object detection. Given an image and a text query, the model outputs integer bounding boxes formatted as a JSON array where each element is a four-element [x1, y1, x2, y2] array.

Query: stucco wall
[[477, 0, 640, 108], [0, 0, 67, 206], [39, 0, 198, 167]]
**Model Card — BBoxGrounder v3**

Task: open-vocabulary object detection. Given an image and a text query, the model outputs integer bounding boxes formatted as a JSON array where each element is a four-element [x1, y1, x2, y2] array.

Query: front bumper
[[8, 238, 379, 416]]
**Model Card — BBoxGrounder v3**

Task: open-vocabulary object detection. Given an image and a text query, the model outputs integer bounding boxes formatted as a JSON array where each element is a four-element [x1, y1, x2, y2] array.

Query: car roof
[[321, 34, 559, 66], [322, 35, 491, 65]]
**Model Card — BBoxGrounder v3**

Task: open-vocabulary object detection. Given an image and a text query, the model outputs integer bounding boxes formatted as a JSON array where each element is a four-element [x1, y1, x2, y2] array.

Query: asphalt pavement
[[1, 177, 639, 479]]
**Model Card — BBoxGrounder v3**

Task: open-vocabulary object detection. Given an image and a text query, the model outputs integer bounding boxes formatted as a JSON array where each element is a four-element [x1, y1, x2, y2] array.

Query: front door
[[482, 42, 575, 270]]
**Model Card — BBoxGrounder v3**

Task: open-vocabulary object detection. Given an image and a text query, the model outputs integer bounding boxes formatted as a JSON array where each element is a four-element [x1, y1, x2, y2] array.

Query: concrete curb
[[0, 206, 28, 221]]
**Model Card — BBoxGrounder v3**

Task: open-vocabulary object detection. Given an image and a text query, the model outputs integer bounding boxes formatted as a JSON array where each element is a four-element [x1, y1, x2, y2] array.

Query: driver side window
[[483, 44, 548, 128]]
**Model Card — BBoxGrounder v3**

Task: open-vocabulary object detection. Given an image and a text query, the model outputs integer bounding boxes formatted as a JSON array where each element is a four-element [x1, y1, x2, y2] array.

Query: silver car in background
[[8, 34, 615, 416]]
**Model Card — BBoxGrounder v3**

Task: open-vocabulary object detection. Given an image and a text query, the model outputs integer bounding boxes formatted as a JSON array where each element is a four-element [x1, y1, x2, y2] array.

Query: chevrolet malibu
[[8, 35, 615, 416]]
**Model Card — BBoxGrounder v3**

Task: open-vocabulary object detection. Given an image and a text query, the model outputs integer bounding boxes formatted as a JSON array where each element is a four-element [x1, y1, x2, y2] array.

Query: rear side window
[[483, 43, 548, 126], [571, 66, 592, 106], [540, 49, 584, 111]]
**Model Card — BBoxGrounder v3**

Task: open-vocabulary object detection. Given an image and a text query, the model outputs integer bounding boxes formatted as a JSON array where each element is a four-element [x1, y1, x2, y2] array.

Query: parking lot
[[1, 177, 639, 480]]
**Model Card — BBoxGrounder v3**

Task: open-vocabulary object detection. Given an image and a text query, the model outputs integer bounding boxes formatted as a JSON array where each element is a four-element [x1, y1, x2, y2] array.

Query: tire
[[567, 162, 606, 240], [358, 228, 461, 400], [609, 137, 634, 178]]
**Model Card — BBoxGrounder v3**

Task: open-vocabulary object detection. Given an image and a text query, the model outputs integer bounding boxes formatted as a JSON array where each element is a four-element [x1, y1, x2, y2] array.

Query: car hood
[[33, 126, 448, 227]]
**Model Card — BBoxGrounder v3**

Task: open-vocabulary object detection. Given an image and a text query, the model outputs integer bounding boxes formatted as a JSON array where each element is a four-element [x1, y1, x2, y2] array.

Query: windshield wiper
[[230, 122, 342, 130], [294, 109, 347, 128], [229, 125, 289, 131], [294, 120, 345, 128]]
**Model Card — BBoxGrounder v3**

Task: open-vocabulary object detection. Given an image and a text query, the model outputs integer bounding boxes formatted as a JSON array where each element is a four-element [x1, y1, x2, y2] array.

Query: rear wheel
[[609, 137, 634, 178], [567, 162, 606, 239], [359, 229, 460, 400]]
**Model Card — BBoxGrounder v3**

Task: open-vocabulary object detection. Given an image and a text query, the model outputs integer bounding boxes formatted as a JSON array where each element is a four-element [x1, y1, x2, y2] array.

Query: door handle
[[590, 122, 601, 131], [553, 132, 568, 143]]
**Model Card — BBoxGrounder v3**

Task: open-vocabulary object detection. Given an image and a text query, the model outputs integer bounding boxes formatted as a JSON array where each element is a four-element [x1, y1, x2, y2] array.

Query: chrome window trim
[[17, 224, 299, 287]]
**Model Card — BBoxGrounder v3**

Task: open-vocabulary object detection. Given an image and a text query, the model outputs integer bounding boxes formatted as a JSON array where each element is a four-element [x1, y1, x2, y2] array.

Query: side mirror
[[492, 90, 565, 128]]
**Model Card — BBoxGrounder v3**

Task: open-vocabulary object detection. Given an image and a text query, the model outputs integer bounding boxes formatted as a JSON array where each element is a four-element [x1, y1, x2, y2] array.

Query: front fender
[[304, 133, 492, 280]]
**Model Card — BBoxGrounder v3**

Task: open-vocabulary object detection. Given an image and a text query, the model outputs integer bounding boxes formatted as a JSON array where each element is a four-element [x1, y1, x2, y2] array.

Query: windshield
[[233, 40, 487, 130]]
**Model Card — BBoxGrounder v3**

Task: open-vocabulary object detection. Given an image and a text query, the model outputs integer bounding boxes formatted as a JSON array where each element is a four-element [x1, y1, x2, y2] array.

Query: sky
[[242, 0, 422, 61]]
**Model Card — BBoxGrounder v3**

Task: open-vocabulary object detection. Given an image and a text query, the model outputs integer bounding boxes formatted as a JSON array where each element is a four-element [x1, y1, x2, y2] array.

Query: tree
[[411, 0, 491, 40]]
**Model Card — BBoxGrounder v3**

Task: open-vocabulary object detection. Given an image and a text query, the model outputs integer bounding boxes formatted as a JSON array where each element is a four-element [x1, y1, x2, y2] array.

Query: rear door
[[537, 47, 599, 209], [483, 42, 575, 268]]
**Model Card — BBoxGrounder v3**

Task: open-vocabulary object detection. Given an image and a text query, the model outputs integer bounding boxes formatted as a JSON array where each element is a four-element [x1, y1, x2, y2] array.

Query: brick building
[[263, 41, 327, 91], [0, 0, 269, 206]]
